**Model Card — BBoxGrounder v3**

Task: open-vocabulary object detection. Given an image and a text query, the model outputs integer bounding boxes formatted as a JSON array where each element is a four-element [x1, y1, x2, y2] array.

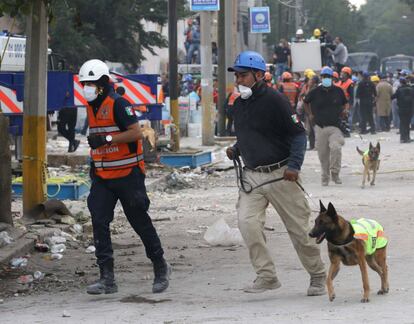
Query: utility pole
[[0, 114, 12, 225], [217, 0, 226, 136], [200, 11, 214, 145], [226, 0, 236, 93], [295, 0, 303, 30], [22, 0, 48, 213], [168, 0, 180, 151]]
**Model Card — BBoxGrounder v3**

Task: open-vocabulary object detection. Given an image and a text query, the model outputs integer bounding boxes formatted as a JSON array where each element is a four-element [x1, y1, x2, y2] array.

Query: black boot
[[87, 260, 118, 295], [152, 258, 172, 293]]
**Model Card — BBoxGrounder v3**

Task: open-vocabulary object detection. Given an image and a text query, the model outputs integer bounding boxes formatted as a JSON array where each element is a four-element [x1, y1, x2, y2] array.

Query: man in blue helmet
[[226, 51, 326, 295], [304, 66, 347, 186]]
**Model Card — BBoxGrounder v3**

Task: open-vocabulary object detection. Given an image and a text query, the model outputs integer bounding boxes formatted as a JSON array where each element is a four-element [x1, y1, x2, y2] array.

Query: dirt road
[[1, 131, 414, 323]]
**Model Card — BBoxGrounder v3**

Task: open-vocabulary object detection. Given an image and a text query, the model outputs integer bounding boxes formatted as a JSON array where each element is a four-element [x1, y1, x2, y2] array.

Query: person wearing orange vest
[[338, 67, 354, 108], [225, 88, 240, 135], [278, 71, 299, 111], [79, 59, 171, 296], [332, 71, 340, 87]]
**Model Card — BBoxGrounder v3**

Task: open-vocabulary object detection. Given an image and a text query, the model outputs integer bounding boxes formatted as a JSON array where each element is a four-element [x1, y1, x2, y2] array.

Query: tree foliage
[[48, 0, 188, 72], [263, 0, 365, 52], [360, 0, 414, 58], [1, 0, 189, 72]]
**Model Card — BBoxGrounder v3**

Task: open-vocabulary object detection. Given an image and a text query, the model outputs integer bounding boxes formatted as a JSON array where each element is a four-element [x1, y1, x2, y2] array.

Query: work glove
[[87, 134, 107, 149], [226, 146, 239, 160]]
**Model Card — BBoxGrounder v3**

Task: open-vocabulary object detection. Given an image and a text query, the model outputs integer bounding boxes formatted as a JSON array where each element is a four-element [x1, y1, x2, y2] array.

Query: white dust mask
[[83, 85, 98, 102], [238, 84, 253, 99]]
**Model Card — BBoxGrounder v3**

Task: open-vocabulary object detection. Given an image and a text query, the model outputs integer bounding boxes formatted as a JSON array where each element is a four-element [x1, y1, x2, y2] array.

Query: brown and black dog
[[357, 142, 381, 188], [309, 201, 389, 303]]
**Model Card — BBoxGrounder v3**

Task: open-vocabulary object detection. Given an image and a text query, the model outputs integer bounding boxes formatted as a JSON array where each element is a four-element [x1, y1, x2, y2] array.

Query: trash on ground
[[10, 257, 28, 268], [0, 231, 13, 247], [45, 235, 66, 246], [33, 271, 45, 280], [203, 218, 244, 247], [17, 275, 34, 284], [85, 245, 96, 254], [51, 253, 63, 260], [51, 244, 66, 254], [71, 224, 83, 234], [35, 243, 50, 252], [62, 310, 71, 317]]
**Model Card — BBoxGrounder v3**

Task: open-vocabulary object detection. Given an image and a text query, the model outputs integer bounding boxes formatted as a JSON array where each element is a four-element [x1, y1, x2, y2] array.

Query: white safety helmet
[[78, 59, 111, 82], [296, 28, 304, 35]]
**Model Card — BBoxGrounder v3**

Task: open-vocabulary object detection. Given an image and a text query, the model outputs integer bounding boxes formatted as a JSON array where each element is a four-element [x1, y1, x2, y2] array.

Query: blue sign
[[190, 0, 220, 11], [250, 7, 271, 33]]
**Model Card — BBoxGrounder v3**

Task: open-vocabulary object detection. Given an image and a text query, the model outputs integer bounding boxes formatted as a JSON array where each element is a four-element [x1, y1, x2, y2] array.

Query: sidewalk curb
[[0, 237, 35, 266]]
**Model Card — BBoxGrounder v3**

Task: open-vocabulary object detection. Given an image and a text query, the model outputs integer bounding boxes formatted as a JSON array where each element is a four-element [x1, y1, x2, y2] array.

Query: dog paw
[[329, 294, 336, 302], [361, 185, 365, 189], [378, 288, 389, 295], [360, 297, 370, 303]]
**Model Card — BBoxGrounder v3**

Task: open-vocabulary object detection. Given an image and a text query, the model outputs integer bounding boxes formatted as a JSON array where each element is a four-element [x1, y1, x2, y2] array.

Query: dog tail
[[356, 147, 364, 156]]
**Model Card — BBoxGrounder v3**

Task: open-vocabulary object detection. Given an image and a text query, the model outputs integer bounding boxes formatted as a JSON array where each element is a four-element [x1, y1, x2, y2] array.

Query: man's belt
[[245, 159, 288, 173]]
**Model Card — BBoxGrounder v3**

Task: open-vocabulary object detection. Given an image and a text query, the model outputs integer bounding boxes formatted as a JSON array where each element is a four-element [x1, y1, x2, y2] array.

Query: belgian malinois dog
[[357, 142, 381, 188], [309, 201, 389, 303]]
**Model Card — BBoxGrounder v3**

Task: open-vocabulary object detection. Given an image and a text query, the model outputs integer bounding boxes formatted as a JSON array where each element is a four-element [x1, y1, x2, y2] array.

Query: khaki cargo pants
[[237, 166, 325, 280], [314, 125, 345, 182]]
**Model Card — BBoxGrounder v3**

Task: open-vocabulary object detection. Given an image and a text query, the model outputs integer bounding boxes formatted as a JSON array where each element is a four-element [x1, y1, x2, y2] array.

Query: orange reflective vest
[[227, 92, 240, 106], [280, 82, 299, 108], [339, 79, 353, 100], [87, 92, 145, 179]]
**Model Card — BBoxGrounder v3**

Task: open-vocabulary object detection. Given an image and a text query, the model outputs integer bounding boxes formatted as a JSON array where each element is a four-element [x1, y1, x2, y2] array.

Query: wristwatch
[[105, 135, 113, 144]]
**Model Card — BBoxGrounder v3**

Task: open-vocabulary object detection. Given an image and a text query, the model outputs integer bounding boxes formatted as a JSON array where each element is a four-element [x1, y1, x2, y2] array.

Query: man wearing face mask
[[78, 59, 171, 296], [304, 67, 347, 186], [226, 51, 326, 296]]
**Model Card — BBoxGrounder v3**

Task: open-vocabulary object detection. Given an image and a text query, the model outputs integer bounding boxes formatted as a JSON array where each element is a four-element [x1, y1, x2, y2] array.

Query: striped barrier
[[0, 84, 23, 114], [73, 73, 158, 107]]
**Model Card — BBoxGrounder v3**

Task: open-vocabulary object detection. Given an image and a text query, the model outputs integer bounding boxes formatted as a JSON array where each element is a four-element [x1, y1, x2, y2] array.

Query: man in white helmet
[[78, 59, 171, 295], [293, 28, 306, 42]]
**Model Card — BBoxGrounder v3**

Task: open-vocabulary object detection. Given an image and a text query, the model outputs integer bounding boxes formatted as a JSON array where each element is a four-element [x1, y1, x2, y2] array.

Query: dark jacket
[[392, 85, 414, 111], [357, 79, 377, 104], [232, 82, 306, 170]]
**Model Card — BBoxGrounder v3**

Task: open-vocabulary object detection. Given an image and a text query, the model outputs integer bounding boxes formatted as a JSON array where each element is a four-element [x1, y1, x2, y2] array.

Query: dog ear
[[369, 142, 373, 149], [327, 202, 337, 220], [319, 200, 327, 212], [376, 142, 380, 151]]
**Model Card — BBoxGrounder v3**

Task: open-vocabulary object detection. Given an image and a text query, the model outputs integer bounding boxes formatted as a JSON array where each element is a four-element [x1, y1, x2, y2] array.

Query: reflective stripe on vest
[[351, 218, 388, 255], [339, 79, 353, 99], [87, 92, 145, 178], [89, 126, 121, 135], [93, 154, 144, 169]]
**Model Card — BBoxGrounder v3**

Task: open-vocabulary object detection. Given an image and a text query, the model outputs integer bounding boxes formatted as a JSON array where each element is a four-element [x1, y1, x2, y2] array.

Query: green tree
[[1, 0, 189, 72], [303, 0, 365, 51], [360, 0, 414, 58], [263, 0, 365, 52], [48, 0, 188, 72]]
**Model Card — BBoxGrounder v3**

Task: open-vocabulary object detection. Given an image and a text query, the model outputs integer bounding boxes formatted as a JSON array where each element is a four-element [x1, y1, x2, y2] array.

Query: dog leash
[[233, 157, 284, 193], [233, 157, 318, 209]]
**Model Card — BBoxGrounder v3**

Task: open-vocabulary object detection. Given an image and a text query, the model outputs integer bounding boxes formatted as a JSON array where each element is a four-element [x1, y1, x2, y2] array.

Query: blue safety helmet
[[228, 51, 266, 72], [320, 66, 333, 76]]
